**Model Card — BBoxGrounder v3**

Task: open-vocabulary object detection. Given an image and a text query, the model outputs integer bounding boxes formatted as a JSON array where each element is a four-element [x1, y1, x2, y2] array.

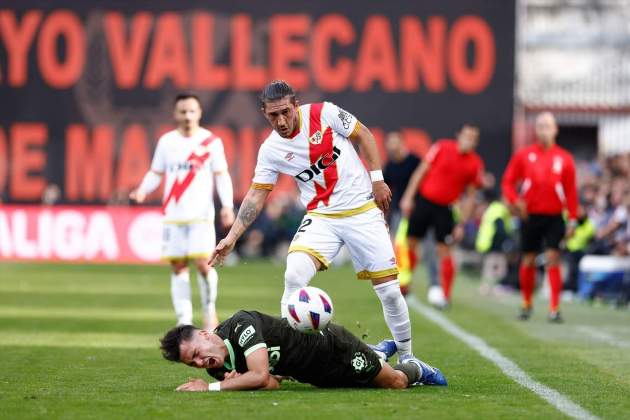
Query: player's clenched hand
[[372, 181, 392, 212], [516, 199, 528, 220], [452, 223, 465, 243], [209, 237, 236, 267], [224, 370, 241, 380], [129, 189, 146, 203], [565, 224, 576, 239], [220, 207, 236, 229], [400, 195, 414, 218], [176, 378, 209, 392]]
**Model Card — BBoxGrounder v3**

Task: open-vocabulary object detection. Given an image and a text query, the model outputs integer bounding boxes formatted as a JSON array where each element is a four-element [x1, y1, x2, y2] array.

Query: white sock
[[280, 252, 317, 318], [373, 279, 412, 356], [197, 268, 218, 324], [171, 271, 192, 325]]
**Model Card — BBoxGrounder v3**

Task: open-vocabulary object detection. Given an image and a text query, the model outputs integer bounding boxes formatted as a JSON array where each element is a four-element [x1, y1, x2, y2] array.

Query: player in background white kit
[[210, 81, 414, 361], [130, 94, 235, 330]]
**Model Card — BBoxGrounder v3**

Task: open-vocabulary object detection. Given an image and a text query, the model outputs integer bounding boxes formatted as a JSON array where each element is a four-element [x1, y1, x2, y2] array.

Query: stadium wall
[[0, 1, 515, 206]]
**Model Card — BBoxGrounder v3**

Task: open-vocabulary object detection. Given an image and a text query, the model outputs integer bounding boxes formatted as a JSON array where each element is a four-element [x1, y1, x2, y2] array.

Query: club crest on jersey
[[285, 152, 295, 161], [295, 146, 341, 182], [309, 131, 323, 145]]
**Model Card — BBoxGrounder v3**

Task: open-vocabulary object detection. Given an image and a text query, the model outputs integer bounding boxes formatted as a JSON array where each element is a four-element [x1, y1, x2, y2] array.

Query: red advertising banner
[[0, 1, 515, 205], [0, 205, 163, 263]]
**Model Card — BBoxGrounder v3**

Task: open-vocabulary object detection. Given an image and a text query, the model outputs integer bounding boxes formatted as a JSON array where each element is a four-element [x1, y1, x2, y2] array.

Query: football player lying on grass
[[160, 310, 447, 391]]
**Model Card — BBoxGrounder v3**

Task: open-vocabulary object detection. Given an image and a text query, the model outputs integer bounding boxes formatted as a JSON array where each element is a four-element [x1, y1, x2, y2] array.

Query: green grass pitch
[[1, 261, 629, 419]]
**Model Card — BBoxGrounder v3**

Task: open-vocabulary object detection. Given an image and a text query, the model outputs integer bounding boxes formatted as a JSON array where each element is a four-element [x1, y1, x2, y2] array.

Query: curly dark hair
[[159, 325, 198, 362], [259, 80, 296, 108]]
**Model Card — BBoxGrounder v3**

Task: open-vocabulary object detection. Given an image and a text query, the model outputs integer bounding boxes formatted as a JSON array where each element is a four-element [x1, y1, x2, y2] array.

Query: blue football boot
[[400, 355, 448, 386], [368, 339, 397, 362]]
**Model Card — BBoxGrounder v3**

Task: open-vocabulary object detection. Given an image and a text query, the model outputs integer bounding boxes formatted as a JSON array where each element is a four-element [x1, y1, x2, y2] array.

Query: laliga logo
[[295, 146, 341, 182]]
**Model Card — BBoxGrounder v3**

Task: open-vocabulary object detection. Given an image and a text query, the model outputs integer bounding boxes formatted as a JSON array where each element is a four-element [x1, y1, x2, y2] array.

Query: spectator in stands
[[564, 205, 596, 293]]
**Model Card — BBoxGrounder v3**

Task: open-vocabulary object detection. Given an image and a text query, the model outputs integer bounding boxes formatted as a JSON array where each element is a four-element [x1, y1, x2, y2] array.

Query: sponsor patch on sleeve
[[337, 107, 354, 130], [238, 325, 256, 347]]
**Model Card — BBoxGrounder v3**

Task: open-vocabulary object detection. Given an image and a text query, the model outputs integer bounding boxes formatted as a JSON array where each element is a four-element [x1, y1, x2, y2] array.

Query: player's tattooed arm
[[209, 187, 270, 266], [237, 198, 259, 226]]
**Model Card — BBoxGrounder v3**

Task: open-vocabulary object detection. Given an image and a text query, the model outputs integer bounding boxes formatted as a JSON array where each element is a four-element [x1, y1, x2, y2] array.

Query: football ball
[[285, 286, 334, 333], [427, 285, 447, 308]]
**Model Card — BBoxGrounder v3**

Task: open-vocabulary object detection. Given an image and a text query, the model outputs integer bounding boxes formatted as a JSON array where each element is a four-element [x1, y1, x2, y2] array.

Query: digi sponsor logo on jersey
[[238, 325, 256, 346], [295, 146, 341, 182], [166, 161, 208, 172]]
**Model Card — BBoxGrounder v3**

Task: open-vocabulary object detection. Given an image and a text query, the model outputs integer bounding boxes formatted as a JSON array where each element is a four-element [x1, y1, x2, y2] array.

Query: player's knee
[[194, 259, 209, 276], [546, 250, 561, 266], [521, 253, 536, 266], [284, 252, 317, 288], [373, 279, 403, 305], [171, 260, 188, 274], [436, 243, 451, 258]]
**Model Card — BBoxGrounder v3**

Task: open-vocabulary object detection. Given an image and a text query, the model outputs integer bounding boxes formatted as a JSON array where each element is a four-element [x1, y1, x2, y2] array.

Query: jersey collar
[[287, 108, 302, 139], [223, 339, 236, 371]]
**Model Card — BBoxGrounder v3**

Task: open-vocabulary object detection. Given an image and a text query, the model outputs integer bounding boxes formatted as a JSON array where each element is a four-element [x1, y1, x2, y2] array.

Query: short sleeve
[[252, 144, 279, 189], [425, 143, 441, 164], [231, 312, 267, 358], [150, 137, 166, 173], [321, 102, 359, 139], [209, 138, 229, 173]]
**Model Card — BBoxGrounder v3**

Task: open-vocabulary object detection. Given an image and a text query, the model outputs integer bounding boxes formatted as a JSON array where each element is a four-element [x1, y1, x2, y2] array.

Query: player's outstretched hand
[[209, 237, 236, 267], [373, 181, 392, 212], [176, 378, 209, 392], [220, 207, 236, 229], [129, 189, 146, 203]]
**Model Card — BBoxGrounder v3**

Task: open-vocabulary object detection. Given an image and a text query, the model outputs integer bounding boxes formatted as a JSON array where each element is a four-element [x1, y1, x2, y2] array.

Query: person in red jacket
[[502, 112, 578, 323], [400, 124, 484, 306]]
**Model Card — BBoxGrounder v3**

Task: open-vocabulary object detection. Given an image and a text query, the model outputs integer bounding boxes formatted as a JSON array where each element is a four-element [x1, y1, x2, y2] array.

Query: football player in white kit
[[130, 94, 235, 330], [210, 81, 413, 360]]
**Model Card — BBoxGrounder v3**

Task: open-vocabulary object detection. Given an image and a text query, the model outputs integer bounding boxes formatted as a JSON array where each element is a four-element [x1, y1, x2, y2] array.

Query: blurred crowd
[[575, 153, 630, 257], [37, 136, 630, 304], [463, 151, 630, 305]]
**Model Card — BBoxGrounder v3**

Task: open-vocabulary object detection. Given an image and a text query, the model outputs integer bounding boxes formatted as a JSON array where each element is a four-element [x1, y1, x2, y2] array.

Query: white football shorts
[[288, 207, 398, 280], [161, 221, 216, 260]]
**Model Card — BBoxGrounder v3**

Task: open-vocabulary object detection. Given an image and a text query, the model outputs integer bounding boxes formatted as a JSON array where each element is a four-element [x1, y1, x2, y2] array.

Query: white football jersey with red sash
[[253, 102, 375, 216], [151, 128, 228, 223]]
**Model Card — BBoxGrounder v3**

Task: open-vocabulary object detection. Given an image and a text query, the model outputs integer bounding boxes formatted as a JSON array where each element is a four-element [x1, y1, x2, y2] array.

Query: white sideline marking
[[406, 295, 599, 420], [576, 326, 630, 349]]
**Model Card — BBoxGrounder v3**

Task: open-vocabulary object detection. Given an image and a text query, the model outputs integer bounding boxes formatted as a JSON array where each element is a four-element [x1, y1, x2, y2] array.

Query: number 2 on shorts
[[297, 218, 312, 233]]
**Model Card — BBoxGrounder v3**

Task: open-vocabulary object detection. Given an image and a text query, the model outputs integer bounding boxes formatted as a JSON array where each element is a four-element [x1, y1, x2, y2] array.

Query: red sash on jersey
[[307, 103, 339, 210], [162, 135, 217, 212]]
